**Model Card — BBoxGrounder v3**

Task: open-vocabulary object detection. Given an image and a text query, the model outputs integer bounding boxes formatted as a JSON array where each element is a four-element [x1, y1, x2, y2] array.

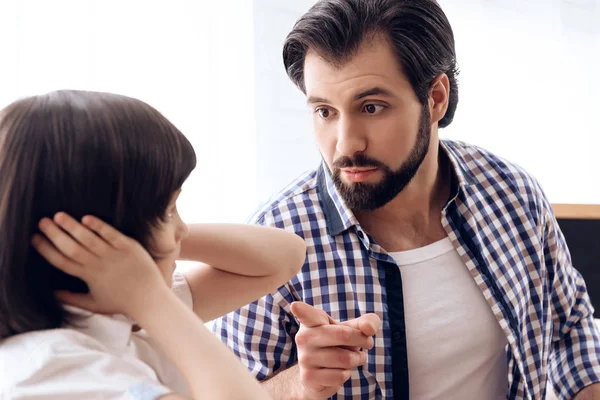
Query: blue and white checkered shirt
[[213, 140, 600, 399]]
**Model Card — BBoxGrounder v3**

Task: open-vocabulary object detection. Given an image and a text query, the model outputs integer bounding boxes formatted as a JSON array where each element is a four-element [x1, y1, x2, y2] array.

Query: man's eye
[[363, 104, 385, 115], [317, 108, 331, 119]]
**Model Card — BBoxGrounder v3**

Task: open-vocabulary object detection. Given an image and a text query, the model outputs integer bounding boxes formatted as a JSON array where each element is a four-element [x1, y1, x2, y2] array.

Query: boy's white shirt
[[0, 272, 192, 400]]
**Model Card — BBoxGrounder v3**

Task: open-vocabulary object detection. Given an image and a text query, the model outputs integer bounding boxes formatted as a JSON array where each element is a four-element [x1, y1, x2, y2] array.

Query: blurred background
[[1, 0, 598, 224]]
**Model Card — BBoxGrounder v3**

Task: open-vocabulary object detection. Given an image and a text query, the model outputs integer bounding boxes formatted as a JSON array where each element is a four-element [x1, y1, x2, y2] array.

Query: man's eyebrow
[[306, 87, 395, 105], [354, 87, 395, 100], [307, 95, 330, 105], [307, 87, 395, 104]]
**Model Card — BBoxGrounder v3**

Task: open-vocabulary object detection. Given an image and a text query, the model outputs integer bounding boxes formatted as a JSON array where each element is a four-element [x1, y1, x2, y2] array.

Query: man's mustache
[[332, 154, 386, 170]]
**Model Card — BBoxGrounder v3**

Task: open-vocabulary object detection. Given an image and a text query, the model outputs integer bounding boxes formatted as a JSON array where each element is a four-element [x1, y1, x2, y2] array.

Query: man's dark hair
[[283, 0, 459, 128], [0, 90, 196, 338]]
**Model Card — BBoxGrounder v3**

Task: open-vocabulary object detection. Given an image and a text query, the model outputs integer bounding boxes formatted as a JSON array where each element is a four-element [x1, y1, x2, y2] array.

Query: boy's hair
[[0, 90, 196, 338]]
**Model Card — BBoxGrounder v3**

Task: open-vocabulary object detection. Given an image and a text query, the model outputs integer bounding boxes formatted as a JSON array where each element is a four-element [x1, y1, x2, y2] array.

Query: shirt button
[[393, 331, 403, 342]]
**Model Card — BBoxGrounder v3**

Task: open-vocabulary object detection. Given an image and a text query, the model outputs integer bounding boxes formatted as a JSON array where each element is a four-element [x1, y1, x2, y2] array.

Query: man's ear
[[428, 73, 450, 125]]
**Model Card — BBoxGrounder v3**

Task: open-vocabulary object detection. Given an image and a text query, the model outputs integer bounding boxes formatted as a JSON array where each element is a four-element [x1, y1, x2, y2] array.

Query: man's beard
[[331, 106, 431, 211]]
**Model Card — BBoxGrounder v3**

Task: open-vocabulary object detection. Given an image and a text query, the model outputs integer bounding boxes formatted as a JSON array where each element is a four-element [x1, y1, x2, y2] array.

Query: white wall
[[253, 0, 320, 205], [0, 0, 257, 224], [442, 0, 600, 204], [252, 0, 600, 205]]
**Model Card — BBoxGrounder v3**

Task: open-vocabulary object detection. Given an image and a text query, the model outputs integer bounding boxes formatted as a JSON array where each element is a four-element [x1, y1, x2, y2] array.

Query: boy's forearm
[[133, 288, 271, 400], [180, 223, 306, 276]]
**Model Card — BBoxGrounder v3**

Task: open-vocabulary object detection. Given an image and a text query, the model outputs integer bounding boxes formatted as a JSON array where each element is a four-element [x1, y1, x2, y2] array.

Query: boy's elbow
[[292, 233, 307, 270], [283, 232, 307, 278]]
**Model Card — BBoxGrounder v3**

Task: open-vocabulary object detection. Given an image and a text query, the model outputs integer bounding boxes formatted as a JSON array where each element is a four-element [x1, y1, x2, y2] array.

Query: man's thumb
[[357, 313, 381, 337], [341, 313, 382, 337]]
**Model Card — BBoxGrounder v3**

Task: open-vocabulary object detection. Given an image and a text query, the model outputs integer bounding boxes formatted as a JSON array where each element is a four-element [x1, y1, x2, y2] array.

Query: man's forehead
[[303, 44, 411, 100]]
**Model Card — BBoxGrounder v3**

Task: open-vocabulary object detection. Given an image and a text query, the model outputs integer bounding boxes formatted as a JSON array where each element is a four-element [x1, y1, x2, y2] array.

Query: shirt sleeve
[[171, 270, 193, 310], [543, 195, 600, 398], [211, 287, 299, 380], [126, 382, 173, 400], [210, 208, 301, 380], [3, 333, 173, 400]]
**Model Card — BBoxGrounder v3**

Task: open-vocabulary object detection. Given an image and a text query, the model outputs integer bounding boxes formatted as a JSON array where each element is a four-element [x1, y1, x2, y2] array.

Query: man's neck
[[354, 139, 452, 251]]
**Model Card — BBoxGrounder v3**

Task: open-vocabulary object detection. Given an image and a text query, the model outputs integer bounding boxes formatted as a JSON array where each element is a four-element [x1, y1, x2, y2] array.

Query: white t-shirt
[[0, 272, 193, 400], [389, 238, 508, 400]]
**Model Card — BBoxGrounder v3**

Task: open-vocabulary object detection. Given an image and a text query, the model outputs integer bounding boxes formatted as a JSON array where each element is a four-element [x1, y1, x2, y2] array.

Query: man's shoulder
[[249, 169, 322, 227], [444, 139, 543, 195], [443, 139, 552, 227]]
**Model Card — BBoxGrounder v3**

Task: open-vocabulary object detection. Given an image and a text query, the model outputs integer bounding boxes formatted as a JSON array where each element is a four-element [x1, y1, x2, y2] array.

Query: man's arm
[[261, 365, 304, 400], [542, 195, 600, 398], [210, 284, 300, 382]]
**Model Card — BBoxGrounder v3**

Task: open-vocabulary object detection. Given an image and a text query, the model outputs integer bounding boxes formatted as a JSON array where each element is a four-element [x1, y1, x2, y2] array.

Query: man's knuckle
[[336, 370, 352, 385], [299, 367, 315, 384], [295, 331, 310, 347], [337, 327, 351, 342], [337, 351, 352, 366], [297, 350, 310, 365]]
